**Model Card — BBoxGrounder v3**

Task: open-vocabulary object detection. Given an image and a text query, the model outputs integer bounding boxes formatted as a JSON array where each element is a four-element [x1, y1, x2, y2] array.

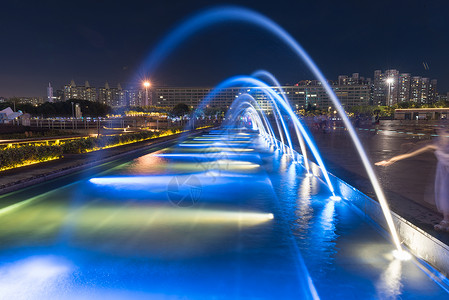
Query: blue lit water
[[0, 130, 447, 299]]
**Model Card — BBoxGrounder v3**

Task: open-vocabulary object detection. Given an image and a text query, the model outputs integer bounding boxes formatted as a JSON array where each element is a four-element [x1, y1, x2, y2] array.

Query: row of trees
[[0, 100, 110, 117], [170, 103, 226, 118], [297, 101, 449, 117], [15, 98, 447, 118], [0, 100, 228, 118], [348, 101, 449, 117]]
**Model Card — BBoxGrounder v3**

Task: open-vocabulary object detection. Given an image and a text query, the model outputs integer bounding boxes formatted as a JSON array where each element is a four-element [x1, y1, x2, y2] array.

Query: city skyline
[[2, 67, 444, 101], [2, 68, 443, 110], [1, 1, 448, 98]]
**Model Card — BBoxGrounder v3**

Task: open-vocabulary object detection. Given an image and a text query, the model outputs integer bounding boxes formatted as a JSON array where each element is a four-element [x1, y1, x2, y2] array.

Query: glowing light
[[0, 156, 60, 172], [179, 142, 246, 147], [193, 137, 250, 141], [0, 194, 45, 216], [386, 77, 394, 84], [163, 160, 261, 172], [80, 207, 275, 226], [226, 96, 278, 148], [181, 147, 255, 153], [14, 203, 274, 227], [154, 152, 260, 159], [0, 256, 71, 299], [143, 81, 151, 88], [376, 259, 403, 299], [227, 100, 275, 144], [392, 250, 412, 261], [89, 172, 259, 188], [329, 195, 342, 201]]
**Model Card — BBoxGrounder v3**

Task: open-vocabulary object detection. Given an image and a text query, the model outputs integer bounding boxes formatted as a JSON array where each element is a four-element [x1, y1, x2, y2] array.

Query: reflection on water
[[376, 259, 403, 299], [0, 256, 72, 299], [0, 129, 446, 299], [265, 138, 448, 299]]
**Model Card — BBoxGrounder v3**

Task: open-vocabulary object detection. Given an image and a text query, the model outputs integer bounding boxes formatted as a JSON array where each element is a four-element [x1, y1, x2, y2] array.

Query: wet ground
[[309, 120, 449, 244]]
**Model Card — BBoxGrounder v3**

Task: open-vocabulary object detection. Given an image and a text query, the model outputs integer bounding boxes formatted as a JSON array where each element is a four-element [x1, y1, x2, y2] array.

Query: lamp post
[[386, 77, 394, 106], [71, 102, 74, 129], [143, 81, 151, 107]]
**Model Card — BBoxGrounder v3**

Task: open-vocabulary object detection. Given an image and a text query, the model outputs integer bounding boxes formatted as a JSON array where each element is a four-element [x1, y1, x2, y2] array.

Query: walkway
[[309, 120, 449, 245]]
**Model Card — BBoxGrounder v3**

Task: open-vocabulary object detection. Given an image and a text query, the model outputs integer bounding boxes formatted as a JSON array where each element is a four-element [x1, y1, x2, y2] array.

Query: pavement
[[307, 119, 449, 246]]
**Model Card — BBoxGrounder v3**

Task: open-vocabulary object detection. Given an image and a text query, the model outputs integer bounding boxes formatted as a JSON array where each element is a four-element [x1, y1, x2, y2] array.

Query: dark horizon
[[1, 0, 448, 98]]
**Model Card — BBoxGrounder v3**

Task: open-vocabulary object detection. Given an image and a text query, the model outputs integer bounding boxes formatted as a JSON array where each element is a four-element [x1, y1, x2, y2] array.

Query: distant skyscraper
[[127, 88, 144, 107], [373, 70, 437, 105], [47, 82, 54, 103], [63, 80, 97, 102], [421, 78, 430, 103], [410, 76, 422, 102], [398, 73, 411, 102], [337, 73, 369, 86], [373, 70, 386, 105], [430, 79, 438, 103]]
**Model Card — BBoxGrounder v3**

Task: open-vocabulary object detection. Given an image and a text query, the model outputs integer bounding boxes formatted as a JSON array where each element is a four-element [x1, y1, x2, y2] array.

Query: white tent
[[0, 107, 23, 123]]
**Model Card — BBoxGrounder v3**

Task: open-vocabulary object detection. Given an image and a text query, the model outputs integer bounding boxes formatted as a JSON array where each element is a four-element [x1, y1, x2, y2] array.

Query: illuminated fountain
[[252, 70, 312, 174], [2, 5, 449, 300], [141, 5, 402, 255]]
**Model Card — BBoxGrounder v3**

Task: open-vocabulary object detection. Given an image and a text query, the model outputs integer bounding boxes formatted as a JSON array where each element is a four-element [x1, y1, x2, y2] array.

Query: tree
[[171, 103, 190, 117]]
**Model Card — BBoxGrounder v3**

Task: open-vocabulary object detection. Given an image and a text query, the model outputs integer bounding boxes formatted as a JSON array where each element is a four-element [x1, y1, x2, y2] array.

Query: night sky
[[1, 0, 448, 98]]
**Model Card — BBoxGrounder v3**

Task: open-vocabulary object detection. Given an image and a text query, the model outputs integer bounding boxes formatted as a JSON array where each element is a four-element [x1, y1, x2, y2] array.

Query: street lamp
[[71, 101, 75, 130], [143, 81, 151, 107], [386, 77, 394, 106]]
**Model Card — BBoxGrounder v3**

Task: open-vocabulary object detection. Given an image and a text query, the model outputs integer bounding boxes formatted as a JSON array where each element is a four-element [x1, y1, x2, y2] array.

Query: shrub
[[0, 145, 63, 171], [0, 128, 184, 170]]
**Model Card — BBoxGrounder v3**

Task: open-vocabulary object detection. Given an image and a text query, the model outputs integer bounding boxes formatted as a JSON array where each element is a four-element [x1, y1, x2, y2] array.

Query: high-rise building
[[98, 82, 112, 106], [420, 78, 430, 103], [373, 70, 386, 106], [151, 79, 370, 111], [63, 80, 97, 102], [373, 70, 438, 105], [54, 71, 442, 110], [398, 73, 411, 102], [410, 76, 421, 102], [430, 79, 438, 103], [127, 87, 145, 107], [15, 97, 44, 105], [116, 83, 127, 107], [98, 82, 128, 107], [83, 81, 97, 102], [47, 83, 54, 103]]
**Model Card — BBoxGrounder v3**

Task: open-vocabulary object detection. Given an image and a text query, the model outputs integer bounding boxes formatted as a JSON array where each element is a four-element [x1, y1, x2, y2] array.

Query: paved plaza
[[310, 120, 449, 244]]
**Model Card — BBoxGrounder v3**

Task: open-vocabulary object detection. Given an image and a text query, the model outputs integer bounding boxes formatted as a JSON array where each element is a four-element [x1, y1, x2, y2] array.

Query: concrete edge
[[307, 158, 449, 277]]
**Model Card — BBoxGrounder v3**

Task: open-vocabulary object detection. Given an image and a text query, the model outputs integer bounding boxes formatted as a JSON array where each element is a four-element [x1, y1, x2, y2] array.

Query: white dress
[[434, 147, 449, 214]]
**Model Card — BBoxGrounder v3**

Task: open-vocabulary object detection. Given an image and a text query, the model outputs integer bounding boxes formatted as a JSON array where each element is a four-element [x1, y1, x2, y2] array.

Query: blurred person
[[376, 129, 449, 231]]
